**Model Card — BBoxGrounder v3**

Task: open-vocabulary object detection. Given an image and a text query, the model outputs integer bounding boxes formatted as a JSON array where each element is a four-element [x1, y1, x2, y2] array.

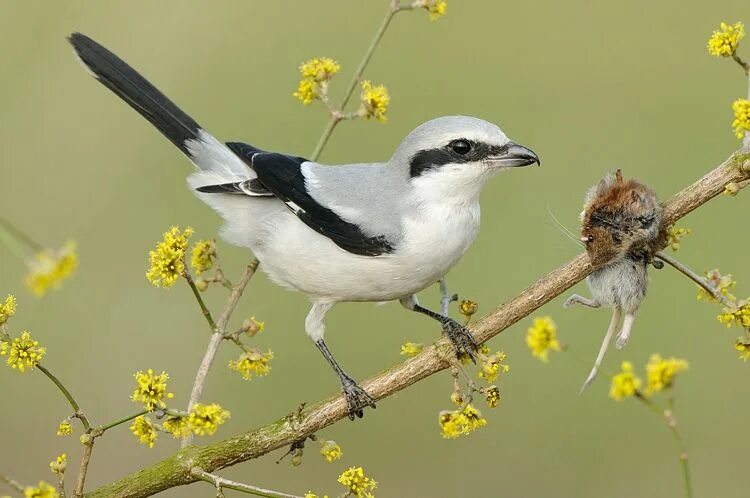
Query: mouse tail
[[580, 306, 622, 393]]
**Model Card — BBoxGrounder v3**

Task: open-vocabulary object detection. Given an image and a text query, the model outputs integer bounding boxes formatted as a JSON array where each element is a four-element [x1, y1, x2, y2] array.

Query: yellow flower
[[646, 354, 688, 394], [56, 420, 73, 436], [478, 350, 510, 382], [145, 226, 193, 288], [399, 342, 424, 357], [438, 404, 486, 438], [735, 338, 750, 361], [666, 226, 690, 251], [188, 403, 231, 436], [25, 242, 78, 297], [131, 369, 174, 411], [320, 439, 343, 463], [0, 295, 16, 325], [337, 467, 377, 498], [418, 0, 447, 20], [732, 98, 750, 139], [299, 57, 340, 82], [698, 269, 736, 302], [190, 239, 215, 275], [359, 80, 389, 123], [49, 453, 67, 475], [293, 78, 319, 105], [304, 493, 328, 498], [458, 299, 478, 317], [228, 349, 273, 380], [241, 316, 265, 336], [162, 416, 191, 439], [1, 330, 45, 372], [707, 21, 745, 57], [23, 481, 59, 498], [484, 385, 500, 408], [609, 361, 642, 401], [130, 416, 157, 448], [462, 403, 487, 431], [717, 299, 750, 328], [525, 316, 561, 362]]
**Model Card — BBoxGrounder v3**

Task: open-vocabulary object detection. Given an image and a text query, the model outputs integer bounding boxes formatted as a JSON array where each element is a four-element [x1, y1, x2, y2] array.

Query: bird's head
[[392, 116, 539, 202]]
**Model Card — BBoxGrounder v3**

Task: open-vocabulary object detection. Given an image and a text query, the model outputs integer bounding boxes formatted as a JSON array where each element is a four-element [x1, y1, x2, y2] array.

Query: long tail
[[580, 306, 621, 393], [68, 32, 253, 180]]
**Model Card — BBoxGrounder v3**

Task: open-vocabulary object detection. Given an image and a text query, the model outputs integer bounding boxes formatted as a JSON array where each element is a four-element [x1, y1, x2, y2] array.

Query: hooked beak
[[489, 142, 540, 168]]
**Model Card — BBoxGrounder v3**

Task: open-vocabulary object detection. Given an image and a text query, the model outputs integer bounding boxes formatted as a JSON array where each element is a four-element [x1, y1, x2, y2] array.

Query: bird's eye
[[449, 139, 472, 155], [587, 235, 594, 243]]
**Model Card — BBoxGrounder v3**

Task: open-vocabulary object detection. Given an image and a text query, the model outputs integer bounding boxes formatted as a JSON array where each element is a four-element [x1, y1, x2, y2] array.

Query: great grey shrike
[[69, 33, 540, 419]]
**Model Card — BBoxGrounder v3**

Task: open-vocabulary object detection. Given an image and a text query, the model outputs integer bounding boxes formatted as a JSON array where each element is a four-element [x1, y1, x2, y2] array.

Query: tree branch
[[84, 148, 749, 498]]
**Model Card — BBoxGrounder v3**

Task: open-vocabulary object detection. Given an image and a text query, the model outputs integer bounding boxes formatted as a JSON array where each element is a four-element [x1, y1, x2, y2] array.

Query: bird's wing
[[199, 142, 394, 256]]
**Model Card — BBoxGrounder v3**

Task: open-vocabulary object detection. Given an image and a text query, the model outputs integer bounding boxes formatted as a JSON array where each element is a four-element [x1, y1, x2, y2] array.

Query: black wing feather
[[247, 152, 394, 257]]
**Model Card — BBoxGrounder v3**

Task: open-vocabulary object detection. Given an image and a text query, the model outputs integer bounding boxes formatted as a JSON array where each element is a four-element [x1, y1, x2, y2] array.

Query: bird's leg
[[399, 295, 479, 363], [615, 312, 636, 349], [563, 294, 601, 309], [306, 303, 375, 420], [580, 306, 621, 392]]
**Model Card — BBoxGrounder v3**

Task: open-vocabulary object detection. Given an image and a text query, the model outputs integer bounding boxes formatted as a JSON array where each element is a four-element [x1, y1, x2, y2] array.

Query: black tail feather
[[68, 32, 202, 156]]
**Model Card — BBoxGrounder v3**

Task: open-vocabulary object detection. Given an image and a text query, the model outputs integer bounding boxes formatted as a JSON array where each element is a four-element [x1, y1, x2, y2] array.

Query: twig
[[0, 473, 25, 493], [74, 443, 94, 498], [655, 251, 735, 308], [83, 149, 749, 498], [184, 271, 218, 332], [183, 260, 259, 448], [37, 365, 91, 431], [309, 1, 413, 161], [190, 468, 302, 498], [0, 215, 43, 251]]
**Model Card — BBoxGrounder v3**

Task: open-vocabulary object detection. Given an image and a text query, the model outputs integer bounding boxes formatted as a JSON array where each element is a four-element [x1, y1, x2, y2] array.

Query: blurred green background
[[1, 1, 748, 497]]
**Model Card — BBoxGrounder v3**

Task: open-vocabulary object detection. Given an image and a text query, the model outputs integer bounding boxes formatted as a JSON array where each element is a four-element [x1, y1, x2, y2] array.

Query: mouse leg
[[615, 313, 636, 349], [580, 306, 621, 392], [563, 294, 601, 309]]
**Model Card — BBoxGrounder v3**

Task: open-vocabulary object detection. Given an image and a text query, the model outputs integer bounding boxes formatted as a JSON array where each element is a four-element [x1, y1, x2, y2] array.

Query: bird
[[564, 169, 667, 391], [68, 32, 540, 419]]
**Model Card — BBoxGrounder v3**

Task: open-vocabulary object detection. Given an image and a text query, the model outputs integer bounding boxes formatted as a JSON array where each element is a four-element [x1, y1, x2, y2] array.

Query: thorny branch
[[82, 149, 749, 498]]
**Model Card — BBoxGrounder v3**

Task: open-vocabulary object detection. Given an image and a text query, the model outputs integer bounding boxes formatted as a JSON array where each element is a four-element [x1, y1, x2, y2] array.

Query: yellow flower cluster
[[162, 415, 191, 439], [319, 439, 343, 463], [609, 361, 642, 401], [0, 294, 16, 325], [49, 453, 67, 475], [131, 369, 174, 411], [735, 338, 750, 361], [458, 299, 478, 318], [418, 0, 448, 21], [732, 98, 750, 139], [337, 467, 377, 498], [228, 349, 274, 380], [23, 481, 59, 498], [717, 300, 750, 328], [130, 416, 157, 448], [145, 226, 193, 288], [56, 420, 73, 436], [242, 316, 265, 336], [438, 403, 487, 438], [525, 316, 561, 362], [666, 226, 691, 251], [399, 341, 424, 357], [707, 21, 745, 57], [484, 385, 500, 408], [293, 57, 340, 105], [25, 242, 78, 297], [698, 269, 736, 302], [1, 330, 45, 373], [188, 403, 231, 436], [190, 239, 215, 275], [645, 354, 689, 394], [359, 81, 390, 122], [478, 350, 510, 382]]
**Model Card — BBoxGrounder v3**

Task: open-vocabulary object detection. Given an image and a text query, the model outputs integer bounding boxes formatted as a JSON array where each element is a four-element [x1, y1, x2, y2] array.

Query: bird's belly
[[251, 207, 479, 302]]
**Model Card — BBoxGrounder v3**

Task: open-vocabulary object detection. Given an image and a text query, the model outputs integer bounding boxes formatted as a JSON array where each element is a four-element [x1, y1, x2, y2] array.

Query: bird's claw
[[341, 378, 376, 420], [442, 317, 479, 363]]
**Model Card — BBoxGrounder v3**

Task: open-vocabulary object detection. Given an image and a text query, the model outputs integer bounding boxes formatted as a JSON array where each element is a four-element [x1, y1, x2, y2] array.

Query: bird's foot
[[341, 377, 376, 420], [442, 317, 479, 363]]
